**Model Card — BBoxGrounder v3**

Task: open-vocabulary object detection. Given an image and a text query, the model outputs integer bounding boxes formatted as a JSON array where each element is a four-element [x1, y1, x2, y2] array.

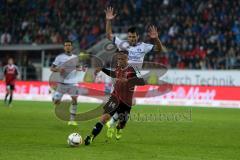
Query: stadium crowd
[[0, 0, 240, 69]]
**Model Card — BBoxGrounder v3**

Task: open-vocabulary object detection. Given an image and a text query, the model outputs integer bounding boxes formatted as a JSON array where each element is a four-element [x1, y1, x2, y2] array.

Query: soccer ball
[[67, 133, 82, 147]]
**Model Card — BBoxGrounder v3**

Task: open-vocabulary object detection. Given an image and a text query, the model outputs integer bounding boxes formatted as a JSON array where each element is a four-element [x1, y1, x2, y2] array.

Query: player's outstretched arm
[[127, 68, 145, 86], [101, 68, 116, 78], [105, 7, 117, 40], [148, 25, 167, 52]]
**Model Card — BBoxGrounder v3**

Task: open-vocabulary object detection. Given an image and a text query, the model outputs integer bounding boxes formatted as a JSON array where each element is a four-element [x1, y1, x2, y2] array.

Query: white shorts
[[52, 83, 79, 101]]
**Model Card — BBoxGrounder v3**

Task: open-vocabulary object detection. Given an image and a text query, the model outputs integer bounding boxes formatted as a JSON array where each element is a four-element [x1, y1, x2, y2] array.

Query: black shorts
[[103, 96, 132, 117], [6, 84, 15, 91]]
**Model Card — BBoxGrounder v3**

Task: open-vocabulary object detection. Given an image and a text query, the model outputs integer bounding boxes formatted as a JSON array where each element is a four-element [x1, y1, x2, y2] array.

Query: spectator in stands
[[0, 0, 240, 69], [1, 30, 11, 45]]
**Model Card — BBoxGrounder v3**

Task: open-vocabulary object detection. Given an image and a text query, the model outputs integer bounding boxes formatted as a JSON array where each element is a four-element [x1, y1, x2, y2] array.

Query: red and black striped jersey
[[3, 64, 19, 85], [102, 65, 144, 106]]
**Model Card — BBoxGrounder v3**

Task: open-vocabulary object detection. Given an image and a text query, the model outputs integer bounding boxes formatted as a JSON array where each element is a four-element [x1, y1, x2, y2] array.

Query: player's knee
[[71, 97, 78, 105], [72, 100, 77, 105], [100, 114, 111, 124]]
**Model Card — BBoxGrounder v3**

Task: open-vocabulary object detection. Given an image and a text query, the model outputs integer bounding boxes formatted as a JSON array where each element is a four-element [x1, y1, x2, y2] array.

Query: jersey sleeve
[[127, 67, 137, 79], [113, 36, 123, 49], [142, 42, 154, 53], [102, 68, 116, 78], [113, 36, 129, 50], [15, 65, 20, 75], [3, 66, 7, 75], [52, 56, 60, 66], [128, 67, 145, 86]]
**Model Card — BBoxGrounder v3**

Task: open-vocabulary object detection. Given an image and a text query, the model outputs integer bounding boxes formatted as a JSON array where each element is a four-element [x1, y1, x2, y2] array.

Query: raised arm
[[148, 25, 167, 52], [105, 7, 117, 40]]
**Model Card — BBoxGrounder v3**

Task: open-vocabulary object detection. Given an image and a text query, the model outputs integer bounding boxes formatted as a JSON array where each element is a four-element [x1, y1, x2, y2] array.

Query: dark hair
[[64, 40, 73, 44], [116, 49, 128, 55], [127, 26, 138, 34]]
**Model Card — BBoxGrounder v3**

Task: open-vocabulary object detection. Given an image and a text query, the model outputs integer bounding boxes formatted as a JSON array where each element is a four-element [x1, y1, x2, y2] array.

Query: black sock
[[9, 95, 12, 105], [4, 93, 9, 102], [91, 122, 103, 138]]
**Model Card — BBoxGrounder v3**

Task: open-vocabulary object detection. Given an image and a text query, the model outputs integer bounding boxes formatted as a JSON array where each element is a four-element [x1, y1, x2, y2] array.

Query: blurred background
[[0, 0, 240, 80]]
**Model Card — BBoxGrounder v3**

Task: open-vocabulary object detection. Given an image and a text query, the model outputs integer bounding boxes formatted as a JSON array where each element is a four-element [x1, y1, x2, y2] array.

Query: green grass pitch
[[0, 101, 240, 160]]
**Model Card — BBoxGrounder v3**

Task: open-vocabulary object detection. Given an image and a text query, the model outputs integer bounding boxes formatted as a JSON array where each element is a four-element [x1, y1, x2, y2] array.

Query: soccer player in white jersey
[[104, 7, 166, 139], [51, 40, 80, 126]]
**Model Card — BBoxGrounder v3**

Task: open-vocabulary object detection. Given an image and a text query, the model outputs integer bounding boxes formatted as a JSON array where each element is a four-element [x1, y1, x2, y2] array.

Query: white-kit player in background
[[104, 7, 167, 139], [51, 40, 82, 126]]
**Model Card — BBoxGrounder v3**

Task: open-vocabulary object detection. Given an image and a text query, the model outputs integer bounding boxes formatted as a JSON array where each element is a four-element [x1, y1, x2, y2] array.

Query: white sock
[[109, 113, 119, 127], [70, 104, 77, 121]]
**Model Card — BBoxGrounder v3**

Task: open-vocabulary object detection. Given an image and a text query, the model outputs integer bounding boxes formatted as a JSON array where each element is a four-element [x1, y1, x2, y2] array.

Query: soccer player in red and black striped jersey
[[84, 51, 144, 145], [105, 6, 167, 134], [3, 58, 19, 106]]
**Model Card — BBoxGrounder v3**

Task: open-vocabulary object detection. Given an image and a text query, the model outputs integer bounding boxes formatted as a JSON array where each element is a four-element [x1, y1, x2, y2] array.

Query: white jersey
[[113, 36, 154, 69], [52, 53, 78, 84]]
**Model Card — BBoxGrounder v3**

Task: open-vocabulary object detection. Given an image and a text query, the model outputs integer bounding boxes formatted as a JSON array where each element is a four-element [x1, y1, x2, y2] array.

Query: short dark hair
[[116, 49, 128, 55], [127, 27, 138, 34], [64, 40, 73, 44]]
